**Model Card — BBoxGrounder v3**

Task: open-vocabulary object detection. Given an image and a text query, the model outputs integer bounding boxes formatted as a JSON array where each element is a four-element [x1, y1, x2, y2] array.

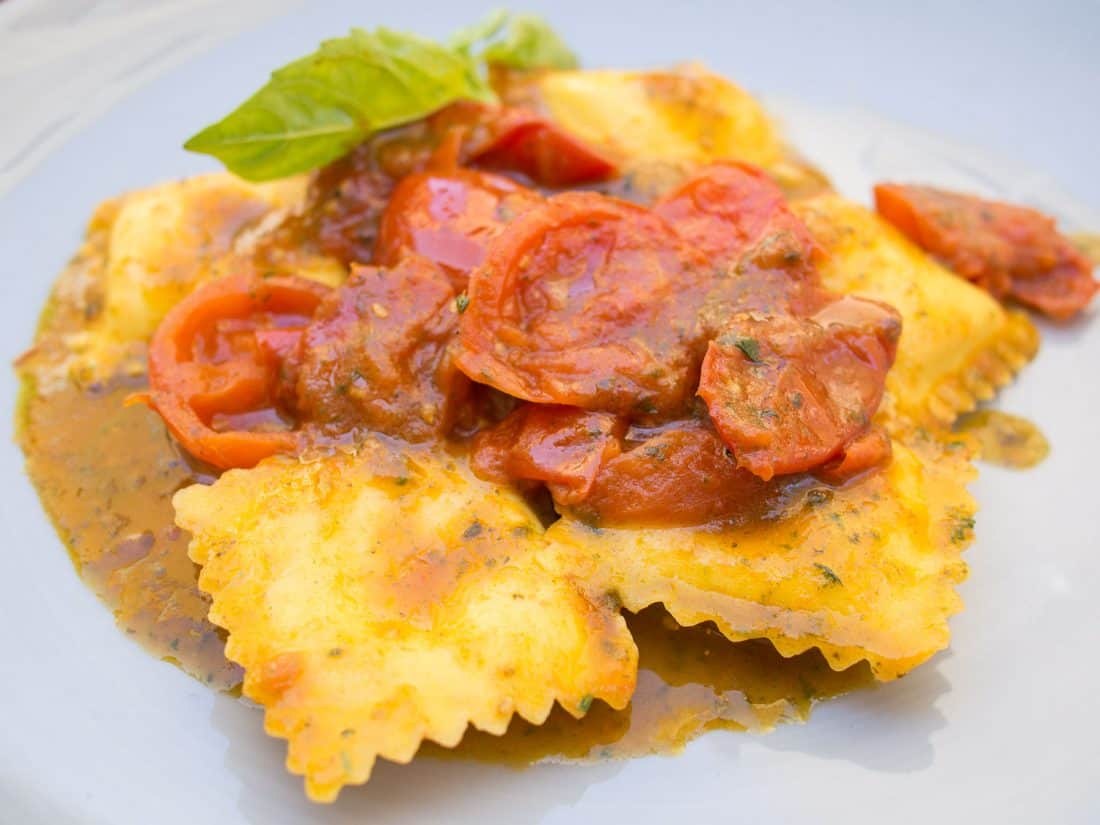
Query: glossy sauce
[[18, 375, 241, 690], [954, 409, 1050, 470], [17, 264, 874, 762], [430, 606, 872, 765]]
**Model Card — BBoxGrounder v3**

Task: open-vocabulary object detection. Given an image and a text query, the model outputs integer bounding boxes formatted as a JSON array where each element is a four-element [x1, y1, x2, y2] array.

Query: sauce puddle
[[430, 606, 872, 765], [954, 409, 1049, 470], [17, 373, 874, 765]]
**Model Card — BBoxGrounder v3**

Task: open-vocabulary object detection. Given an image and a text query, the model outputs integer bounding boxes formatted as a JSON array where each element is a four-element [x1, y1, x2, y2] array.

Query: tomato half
[[655, 161, 823, 320], [374, 168, 542, 291], [456, 191, 708, 415], [698, 295, 901, 481], [469, 107, 617, 187], [574, 423, 774, 527], [146, 272, 331, 469], [874, 183, 1098, 319], [470, 405, 625, 504]]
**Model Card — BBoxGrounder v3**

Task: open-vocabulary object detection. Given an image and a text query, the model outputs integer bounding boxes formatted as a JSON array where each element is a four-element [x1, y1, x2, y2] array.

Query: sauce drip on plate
[[955, 410, 1050, 470]]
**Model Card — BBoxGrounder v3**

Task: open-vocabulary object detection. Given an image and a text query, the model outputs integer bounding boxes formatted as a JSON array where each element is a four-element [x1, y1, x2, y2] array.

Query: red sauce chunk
[[698, 296, 901, 481], [292, 256, 468, 442], [455, 191, 709, 416], [874, 183, 1098, 319]]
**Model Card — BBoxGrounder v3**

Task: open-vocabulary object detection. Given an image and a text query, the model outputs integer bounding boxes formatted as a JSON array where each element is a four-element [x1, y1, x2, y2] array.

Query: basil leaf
[[450, 10, 578, 71], [448, 8, 510, 57], [184, 27, 495, 182], [482, 13, 578, 70]]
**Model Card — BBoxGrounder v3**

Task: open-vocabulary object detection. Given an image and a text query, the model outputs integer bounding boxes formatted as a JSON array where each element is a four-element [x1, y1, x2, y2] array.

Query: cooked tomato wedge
[[470, 405, 625, 505], [374, 168, 542, 291], [698, 296, 901, 481], [146, 272, 330, 469], [655, 162, 807, 261], [456, 191, 708, 415], [655, 161, 824, 321], [874, 183, 1098, 319], [814, 426, 893, 485], [574, 423, 774, 527], [469, 107, 617, 187], [293, 256, 469, 441]]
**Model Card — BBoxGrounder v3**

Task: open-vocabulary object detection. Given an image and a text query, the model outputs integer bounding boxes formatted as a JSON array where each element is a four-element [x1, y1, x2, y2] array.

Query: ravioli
[[793, 194, 1039, 427], [66, 173, 343, 378], [504, 65, 827, 197], [174, 441, 637, 802], [546, 435, 974, 680]]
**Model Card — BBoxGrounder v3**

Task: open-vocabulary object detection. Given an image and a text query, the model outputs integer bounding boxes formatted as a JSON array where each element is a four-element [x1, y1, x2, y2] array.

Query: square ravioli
[[174, 441, 637, 801], [546, 435, 974, 680]]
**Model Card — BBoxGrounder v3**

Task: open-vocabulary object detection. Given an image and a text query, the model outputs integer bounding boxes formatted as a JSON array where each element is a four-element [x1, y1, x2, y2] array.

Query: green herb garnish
[[733, 337, 762, 363], [185, 12, 575, 181], [455, 293, 470, 313], [577, 693, 594, 713], [451, 9, 578, 70], [814, 562, 843, 586]]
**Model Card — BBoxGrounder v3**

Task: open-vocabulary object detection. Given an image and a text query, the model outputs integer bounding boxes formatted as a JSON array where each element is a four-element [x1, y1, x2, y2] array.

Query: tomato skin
[[374, 168, 542, 292], [456, 191, 709, 415], [470, 108, 616, 187], [293, 256, 469, 442], [470, 405, 625, 504], [698, 296, 901, 481], [814, 426, 893, 485], [147, 272, 330, 469], [655, 162, 802, 261], [656, 161, 823, 322], [573, 423, 775, 527], [874, 183, 1098, 319]]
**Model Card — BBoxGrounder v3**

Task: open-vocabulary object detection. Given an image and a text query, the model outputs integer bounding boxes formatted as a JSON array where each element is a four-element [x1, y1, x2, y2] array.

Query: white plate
[[2, 7, 1099, 825]]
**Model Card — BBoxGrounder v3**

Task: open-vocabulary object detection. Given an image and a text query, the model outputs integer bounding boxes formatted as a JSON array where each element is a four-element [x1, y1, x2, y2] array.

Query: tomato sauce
[[147, 145, 903, 526]]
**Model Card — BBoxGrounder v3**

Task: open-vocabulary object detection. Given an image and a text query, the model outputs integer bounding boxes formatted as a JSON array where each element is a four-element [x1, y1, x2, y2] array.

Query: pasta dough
[[174, 441, 637, 801]]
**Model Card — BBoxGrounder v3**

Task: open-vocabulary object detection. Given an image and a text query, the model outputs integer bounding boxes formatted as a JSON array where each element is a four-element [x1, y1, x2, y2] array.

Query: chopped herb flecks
[[734, 337, 762, 362], [814, 562, 843, 586]]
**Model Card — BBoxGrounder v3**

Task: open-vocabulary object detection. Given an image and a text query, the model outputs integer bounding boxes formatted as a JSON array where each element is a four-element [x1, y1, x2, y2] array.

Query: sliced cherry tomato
[[374, 168, 542, 291], [469, 107, 617, 187], [456, 191, 709, 415], [814, 426, 893, 485], [698, 296, 901, 481], [470, 405, 625, 505], [874, 183, 1098, 319], [293, 255, 469, 441], [147, 272, 330, 469], [574, 423, 774, 527], [655, 161, 824, 320]]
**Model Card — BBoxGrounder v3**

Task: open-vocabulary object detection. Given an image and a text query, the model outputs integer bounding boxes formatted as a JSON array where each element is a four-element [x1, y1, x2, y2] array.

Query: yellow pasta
[[174, 441, 637, 801], [793, 194, 1039, 428], [546, 435, 974, 680], [504, 64, 827, 196]]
